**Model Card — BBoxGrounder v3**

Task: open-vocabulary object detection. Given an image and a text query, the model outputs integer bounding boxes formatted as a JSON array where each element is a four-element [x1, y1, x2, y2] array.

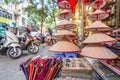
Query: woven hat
[[92, 0, 106, 9], [58, 0, 71, 9], [52, 36, 61, 40], [49, 37, 80, 52], [54, 30, 76, 39], [97, 28, 112, 32], [83, 32, 115, 44], [80, 44, 118, 59], [88, 9, 109, 20], [85, 20, 110, 30], [58, 9, 73, 20], [56, 20, 76, 30]]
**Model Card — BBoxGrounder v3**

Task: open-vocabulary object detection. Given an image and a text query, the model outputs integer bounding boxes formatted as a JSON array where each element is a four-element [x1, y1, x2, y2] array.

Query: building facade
[[0, 0, 28, 27]]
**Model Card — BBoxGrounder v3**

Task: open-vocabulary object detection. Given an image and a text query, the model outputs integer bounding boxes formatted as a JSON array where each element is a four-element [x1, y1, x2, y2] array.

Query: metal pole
[[116, 0, 120, 28], [81, 2, 85, 41]]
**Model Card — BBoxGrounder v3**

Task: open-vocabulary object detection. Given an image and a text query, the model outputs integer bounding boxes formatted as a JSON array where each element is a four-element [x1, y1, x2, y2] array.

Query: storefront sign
[[0, 17, 11, 24]]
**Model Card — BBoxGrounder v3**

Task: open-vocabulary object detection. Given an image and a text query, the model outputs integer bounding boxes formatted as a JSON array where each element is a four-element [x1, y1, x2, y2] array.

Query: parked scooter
[[17, 26, 40, 54], [0, 26, 22, 59]]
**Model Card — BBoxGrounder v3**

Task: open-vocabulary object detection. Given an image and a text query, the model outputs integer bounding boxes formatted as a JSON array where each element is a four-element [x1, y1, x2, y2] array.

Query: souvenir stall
[[49, 0, 80, 58], [80, 0, 120, 79], [19, 0, 93, 80], [49, 0, 93, 79]]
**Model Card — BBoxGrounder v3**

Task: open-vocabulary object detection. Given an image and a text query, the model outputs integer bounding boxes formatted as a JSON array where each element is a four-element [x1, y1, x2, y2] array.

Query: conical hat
[[86, 27, 112, 32], [92, 0, 106, 9], [85, 21, 110, 30], [58, 9, 73, 20], [56, 20, 76, 30], [54, 30, 76, 39], [80, 44, 118, 59], [49, 38, 80, 52], [58, 0, 71, 9], [88, 10, 109, 20], [83, 33, 115, 43]]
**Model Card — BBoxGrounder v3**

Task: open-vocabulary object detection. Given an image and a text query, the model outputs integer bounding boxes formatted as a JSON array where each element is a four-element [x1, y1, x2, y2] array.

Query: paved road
[[0, 46, 53, 80]]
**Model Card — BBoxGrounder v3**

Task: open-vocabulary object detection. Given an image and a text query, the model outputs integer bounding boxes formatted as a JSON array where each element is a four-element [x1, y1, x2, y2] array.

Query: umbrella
[[80, 44, 118, 60], [20, 63, 28, 80], [53, 30, 76, 40], [83, 32, 115, 44], [92, 0, 106, 9], [57, 9, 73, 20], [55, 20, 76, 30], [49, 37, 80, 52], [58, 0, 71, 9], [88, 9, 109, 20], [85, 20, 110, 30]]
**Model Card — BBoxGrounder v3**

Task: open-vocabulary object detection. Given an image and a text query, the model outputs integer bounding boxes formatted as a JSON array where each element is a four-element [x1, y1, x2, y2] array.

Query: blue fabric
[[116, 41, 120, 45], [65, 52, 78, 58], [54, 52, 65, 60], [12, 22, 17, 27]]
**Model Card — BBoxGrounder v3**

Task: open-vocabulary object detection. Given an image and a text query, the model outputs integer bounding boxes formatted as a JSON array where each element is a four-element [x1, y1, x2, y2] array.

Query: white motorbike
[[0, 29, 22, 59]]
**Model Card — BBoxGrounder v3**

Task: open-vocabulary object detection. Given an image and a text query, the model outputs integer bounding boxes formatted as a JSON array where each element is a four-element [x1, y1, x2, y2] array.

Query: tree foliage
[[4, 0, 20, 4], [25, 0, 59, 31], [4, 0, 60, 32]]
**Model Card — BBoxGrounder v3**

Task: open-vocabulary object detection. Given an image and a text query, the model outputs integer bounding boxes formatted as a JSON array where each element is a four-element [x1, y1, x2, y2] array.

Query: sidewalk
[[0, 46, 53, 80]]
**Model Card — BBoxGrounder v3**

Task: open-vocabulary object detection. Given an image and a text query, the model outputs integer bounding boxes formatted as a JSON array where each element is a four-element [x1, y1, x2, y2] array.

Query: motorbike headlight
[[1, 38, 6, 42]]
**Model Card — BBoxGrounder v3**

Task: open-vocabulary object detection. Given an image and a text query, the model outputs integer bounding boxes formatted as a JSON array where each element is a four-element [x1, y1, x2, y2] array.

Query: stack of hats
[[49, 0, 80, 55], [80, 0, 118, 59], [49, 0, 93, 79]]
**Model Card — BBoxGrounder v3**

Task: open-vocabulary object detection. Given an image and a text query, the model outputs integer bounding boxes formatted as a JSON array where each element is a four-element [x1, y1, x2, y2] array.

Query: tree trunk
[[53, 1, 56, 32], [53, 9, 56, 26], [40, 0, 44, 34]]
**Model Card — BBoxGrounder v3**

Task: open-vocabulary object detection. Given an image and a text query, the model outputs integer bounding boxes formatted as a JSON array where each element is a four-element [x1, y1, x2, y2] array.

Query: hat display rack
[[80, 0, 118, 59], [49, 0, 81, 54]]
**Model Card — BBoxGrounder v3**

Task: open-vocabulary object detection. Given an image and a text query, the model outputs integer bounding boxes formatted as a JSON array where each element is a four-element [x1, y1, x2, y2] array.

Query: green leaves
[[4, 0, 59, 31], [4, 0, 20, 4]]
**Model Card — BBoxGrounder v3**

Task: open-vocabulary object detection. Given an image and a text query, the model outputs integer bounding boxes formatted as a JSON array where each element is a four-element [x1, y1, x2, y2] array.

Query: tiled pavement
[[0, 46, 53, 80]]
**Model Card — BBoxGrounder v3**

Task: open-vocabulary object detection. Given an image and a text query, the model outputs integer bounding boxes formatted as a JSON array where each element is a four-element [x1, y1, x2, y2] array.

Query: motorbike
[[0, 26, 22, 59], [17, 26, 40, 54]]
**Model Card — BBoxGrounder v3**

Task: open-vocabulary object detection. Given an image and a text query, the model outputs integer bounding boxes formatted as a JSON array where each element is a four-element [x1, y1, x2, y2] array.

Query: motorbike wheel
[[7, 47, 22, 59], [27, 44, 39, 54]]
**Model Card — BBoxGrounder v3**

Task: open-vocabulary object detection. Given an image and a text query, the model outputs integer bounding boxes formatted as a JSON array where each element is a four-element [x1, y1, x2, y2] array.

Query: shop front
[[0, 7, 13, 27]]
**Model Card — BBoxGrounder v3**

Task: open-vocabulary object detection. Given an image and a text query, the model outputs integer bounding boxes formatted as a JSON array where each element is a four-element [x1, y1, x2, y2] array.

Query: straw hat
[[57, 9, 73, 20], [54, 30, 76, 37], [83, 32, 115, 43], [88, 9, 109, 20], [52, 36, 61, 40], [56, 20, 76, 30], [54, 30, 76, 40], [85, 20, 110, 30], [92, 0, 106, 9], [49, 37, 80, 52], [58, 0, 71, 9], [80, 44, 118, 59], [97, 28, 112, 32]]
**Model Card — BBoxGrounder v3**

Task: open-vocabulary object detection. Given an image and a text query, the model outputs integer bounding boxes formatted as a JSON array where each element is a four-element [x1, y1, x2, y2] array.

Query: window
[[0, 8, 13, 20], [22, 17, 25, 25], [0, 9, 3, 17]]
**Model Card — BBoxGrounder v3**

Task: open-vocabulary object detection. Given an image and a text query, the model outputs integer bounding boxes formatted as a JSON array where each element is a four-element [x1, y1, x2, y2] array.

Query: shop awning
[[0, 17, 11, 24]]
